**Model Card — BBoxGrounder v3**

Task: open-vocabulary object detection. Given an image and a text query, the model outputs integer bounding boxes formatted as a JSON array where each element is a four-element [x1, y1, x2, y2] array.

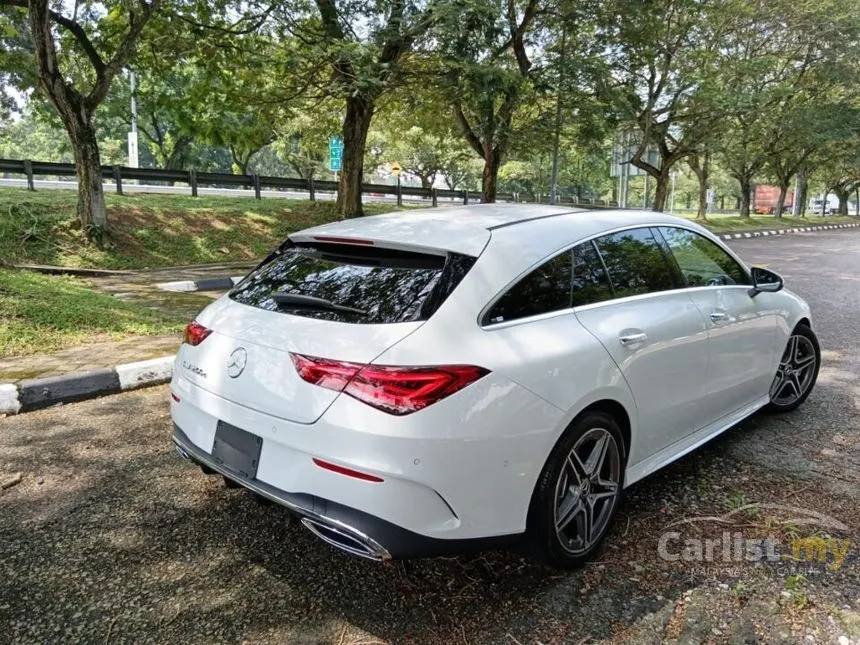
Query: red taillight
[[291, 353, 489, 415], [183, 321, 212, 346], [290, 354, 362, 391], [347, 365, 489, 415]]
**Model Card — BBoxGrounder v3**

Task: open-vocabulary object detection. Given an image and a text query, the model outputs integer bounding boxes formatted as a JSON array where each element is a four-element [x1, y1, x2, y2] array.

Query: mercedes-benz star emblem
[[226, 347, 248, 378]]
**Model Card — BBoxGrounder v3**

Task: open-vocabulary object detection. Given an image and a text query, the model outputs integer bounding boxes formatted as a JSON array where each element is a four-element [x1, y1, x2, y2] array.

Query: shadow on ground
[[1, 384, 858, 644]]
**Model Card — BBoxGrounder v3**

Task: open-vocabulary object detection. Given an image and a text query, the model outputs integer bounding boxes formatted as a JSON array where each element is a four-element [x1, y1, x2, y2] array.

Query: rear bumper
[[172, 423, 520, 560]]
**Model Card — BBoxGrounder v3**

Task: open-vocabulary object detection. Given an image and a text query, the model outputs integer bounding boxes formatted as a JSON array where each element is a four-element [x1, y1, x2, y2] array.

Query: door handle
[[709, 311, 729, 323], [619, 332, 647, 347]]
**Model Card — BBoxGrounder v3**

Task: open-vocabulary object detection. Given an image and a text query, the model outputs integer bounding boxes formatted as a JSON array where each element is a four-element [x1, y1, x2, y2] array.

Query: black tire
[[765, 323, 820, 413], [527, 410, 626, 569]]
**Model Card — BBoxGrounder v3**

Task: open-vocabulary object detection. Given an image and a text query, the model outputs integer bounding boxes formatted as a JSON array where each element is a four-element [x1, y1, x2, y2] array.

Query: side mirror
[[749, 267, 784, 297]]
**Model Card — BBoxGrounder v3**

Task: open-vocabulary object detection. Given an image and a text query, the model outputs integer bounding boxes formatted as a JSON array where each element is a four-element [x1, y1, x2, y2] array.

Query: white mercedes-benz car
[[170, 204, 819, 568]]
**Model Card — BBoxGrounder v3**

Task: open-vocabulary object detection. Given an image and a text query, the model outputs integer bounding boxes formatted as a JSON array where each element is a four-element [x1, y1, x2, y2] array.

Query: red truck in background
[[754, 184, 794, 214]]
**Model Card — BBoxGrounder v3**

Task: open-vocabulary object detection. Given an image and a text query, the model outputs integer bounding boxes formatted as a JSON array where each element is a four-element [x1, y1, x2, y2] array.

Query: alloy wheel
[[770, 334, 817, 406], [553, 427, 621, 555]]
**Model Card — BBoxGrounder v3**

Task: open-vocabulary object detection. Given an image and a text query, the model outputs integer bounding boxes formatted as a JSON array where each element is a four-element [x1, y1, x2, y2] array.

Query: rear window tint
[[230, 242, 474, 324], [484, 250, 573, 324]]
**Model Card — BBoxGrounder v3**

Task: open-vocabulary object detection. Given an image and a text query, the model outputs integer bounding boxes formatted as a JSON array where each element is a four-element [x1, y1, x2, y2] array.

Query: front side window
[[657, 227, 750, 286], [485, 250, 572, 324], [594, 228, 678, 298]]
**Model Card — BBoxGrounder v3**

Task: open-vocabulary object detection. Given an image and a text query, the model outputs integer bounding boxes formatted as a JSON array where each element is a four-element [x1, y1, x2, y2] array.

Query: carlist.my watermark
[[656, 503, 852, 574]]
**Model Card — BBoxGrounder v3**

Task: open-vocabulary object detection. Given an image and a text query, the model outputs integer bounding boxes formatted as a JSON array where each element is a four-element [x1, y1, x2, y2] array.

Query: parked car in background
[[810, 195, 840, 215], [170, 204, 820, 568]]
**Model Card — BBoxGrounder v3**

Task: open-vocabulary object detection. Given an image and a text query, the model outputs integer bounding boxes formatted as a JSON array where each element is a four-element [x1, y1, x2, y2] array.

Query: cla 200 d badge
[[181, 360, 206, 379]]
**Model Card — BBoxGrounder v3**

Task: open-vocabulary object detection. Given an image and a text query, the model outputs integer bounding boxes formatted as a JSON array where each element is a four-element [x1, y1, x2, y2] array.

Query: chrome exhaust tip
[[300, 517, 391, 562], [174, 443, 192, 461]]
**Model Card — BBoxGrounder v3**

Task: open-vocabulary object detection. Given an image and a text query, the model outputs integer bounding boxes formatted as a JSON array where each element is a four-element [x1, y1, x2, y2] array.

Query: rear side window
[[485, 250, 572, 324], [594, 228, 678, 298], [657, 227, 750, 286], [572, 241, 614, 307], [230, 242, 475, 324]]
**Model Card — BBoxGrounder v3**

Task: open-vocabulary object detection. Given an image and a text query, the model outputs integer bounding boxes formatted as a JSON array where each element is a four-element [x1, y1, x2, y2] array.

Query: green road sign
[[329, 136, 344, 172]]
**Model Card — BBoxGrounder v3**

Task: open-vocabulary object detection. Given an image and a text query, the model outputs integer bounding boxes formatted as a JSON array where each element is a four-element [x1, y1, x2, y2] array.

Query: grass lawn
[[0, 268, 185, 357], [0, 187, 857, 270], [0, 188, 400, 270]]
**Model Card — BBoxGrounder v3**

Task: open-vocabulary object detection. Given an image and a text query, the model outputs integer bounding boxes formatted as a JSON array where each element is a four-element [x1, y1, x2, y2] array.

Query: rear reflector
[[183, 321, 212, 346], [291, 353, 489, 415], [171, 392, 181, 403], [312, 458, 384, 482]]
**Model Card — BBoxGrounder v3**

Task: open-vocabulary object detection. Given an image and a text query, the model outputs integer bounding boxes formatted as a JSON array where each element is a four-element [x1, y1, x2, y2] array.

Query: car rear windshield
[[229, 241, 476, 324]]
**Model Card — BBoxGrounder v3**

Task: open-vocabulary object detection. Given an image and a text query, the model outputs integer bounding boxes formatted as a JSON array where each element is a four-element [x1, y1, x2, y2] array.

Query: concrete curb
[[1, 355, 175, 415], [156, 276, 243, 293], [718, 222, 860, 241]]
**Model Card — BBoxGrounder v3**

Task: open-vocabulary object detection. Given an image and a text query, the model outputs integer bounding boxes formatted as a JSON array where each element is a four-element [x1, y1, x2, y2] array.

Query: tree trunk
[[336, 96, 375, 218], [689, 153, 710, 220], [696, 180, 707, 219], [820, 190, 829, 216], [481, 149, 502, 203], [774, 181, 790, 218], [738, 175, 752, 218], [652, 170, 671, 212], [67, 112, 107, 241], [796, 168, 808, 217], [419, 174, 434, 191], [835, 187, 849, 215]]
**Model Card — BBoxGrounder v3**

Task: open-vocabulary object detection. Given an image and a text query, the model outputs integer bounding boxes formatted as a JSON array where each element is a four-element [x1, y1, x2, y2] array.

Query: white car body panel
[[574, 291, 711, 463], [170, 205, 815, 558]]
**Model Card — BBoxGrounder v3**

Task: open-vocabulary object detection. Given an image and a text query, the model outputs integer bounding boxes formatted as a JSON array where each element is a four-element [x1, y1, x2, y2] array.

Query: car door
[[574, 228, 711, 464], [656, 226, 777, 421]]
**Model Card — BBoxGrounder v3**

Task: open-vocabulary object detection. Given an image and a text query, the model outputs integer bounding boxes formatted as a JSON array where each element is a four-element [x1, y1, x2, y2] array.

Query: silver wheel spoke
[[790, 335, 803, 363], [556, 495, 583, 533], [784, 336, 798, 365], [567, 453, 588, 481], [788, 372, 803, 397], [575, 500, 594, 546], [589, 488, 617, 503], [794, 353, 815, 368], [595, 477, 618, 494], [582, 433, 609, 477], [770, 370, 788, 397]]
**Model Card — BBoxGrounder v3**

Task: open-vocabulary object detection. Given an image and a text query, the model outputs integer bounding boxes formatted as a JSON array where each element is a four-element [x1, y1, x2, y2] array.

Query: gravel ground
[[1, 230, 859, 645]]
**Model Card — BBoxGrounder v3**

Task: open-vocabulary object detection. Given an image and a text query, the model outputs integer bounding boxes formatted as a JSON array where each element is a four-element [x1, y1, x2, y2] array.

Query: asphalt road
[[1, 230, 859, 644]]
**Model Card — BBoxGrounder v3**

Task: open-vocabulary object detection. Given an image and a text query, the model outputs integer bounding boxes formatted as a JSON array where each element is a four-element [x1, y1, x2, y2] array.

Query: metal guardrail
[[0, 158, 614, 209]]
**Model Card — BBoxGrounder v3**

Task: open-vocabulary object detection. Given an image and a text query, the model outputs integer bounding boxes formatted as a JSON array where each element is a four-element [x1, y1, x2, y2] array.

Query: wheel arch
[[579, 399, 632, 462], [536, 392, 636, 490]]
